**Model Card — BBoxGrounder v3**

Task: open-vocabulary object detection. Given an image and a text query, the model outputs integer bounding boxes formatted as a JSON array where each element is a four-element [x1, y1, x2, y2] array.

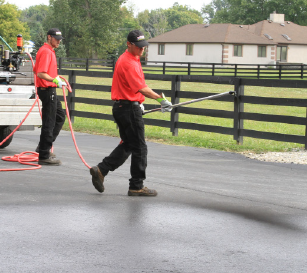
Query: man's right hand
[[53, 76, 67, 88], [156, 93, 172, 113]]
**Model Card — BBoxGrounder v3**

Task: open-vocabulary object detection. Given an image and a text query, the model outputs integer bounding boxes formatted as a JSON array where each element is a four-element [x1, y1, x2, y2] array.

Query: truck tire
[[0, 126, 13, 149]]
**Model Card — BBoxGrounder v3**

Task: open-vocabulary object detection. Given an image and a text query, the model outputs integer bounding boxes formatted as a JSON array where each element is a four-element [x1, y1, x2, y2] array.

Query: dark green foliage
[[45, 0, 125, 58], [138, 2, 204, 38], [202, 0, 307, 25], [0, 0, 31, 50]]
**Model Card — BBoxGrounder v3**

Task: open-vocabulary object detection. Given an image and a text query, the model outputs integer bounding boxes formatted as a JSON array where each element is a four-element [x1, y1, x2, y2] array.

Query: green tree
[[201, 0, 229, 23], [203, 0, 307, 26], [31, 24, 48, 58], [116, 6, 141, 56], [55, 42, 67, 58], [20, 5, 50, 41], [204, 0, 266, 24], [46, 0, 126, 58], [165, 3, 203, 29], [0, 0, 30, 51], [202, 4, 215, 24], [138, 9, 169, 38], [137, 2, 203, 39]]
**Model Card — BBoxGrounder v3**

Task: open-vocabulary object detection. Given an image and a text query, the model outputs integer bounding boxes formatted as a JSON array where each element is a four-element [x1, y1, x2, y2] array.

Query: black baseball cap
[[127, 30, 148, 48], [47, 28, 64, 40]]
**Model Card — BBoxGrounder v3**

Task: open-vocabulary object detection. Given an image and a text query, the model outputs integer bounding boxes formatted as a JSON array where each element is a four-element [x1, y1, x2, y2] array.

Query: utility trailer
[[0, 37, 41, 148]]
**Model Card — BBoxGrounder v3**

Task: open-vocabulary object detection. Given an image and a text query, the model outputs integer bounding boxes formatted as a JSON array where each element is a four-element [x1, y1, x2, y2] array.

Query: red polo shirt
[[111, 50, 147, 103], [33, 43, 58, 88]]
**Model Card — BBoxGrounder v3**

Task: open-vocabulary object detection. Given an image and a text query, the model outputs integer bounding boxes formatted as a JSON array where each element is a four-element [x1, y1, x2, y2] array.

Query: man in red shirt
[[34, 28, 66, 165], [90, 30, 172, 196]]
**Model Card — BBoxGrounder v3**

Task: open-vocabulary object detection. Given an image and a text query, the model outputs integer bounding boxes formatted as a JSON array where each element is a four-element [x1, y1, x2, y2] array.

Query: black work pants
[[37, 87, 65, 159], [98, 101, 147, 190]]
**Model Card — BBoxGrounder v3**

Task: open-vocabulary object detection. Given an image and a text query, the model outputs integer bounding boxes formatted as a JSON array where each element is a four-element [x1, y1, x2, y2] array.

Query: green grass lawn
[[60, 74, 307, 154]]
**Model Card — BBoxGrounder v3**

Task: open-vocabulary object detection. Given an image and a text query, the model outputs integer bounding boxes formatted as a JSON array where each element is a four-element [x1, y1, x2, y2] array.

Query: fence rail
[[58, 57, 307, 79], [58, 69, 307, 148], [58, 57, 115, 72]]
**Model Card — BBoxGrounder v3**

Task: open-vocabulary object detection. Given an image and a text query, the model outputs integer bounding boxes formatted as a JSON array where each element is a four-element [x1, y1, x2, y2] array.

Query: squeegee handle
[[143, 91, 235, 115]]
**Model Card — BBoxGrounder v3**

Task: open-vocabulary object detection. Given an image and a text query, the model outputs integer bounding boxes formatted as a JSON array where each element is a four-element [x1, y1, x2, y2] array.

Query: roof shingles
[[148, 20, 307, 45]]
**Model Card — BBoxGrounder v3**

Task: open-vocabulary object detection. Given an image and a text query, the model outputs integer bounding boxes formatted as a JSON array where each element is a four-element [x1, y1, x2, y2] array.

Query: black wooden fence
[[58, 69, 307, 148], [143, 61, 307, 79], [58, 57, 307, 79]]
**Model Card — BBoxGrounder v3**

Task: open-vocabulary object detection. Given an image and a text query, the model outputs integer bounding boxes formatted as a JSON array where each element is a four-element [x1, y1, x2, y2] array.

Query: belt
[[37, 87, 53, 90], [115, 100, 139, 105]]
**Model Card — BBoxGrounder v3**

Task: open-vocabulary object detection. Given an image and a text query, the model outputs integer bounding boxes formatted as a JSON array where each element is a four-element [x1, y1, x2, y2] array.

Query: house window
[[186, 44, 193, 56], [258, 46, 266, 57], [234, 45, 242, 57], [277, 46, 287, 62], [158, 44, 165, 55]]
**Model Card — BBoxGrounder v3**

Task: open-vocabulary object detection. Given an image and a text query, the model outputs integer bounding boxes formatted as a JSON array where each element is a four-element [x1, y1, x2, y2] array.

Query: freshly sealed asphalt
[[1, 128, 307, 273]]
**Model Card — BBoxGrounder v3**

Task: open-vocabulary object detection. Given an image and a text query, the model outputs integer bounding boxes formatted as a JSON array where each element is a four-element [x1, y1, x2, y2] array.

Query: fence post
[[58, 58, 62, 70], [170, 75, 181, 136], [234, 64, 237, 77], [257, 65, 260, 79], [188, 63, 191, 75], [67, 70, 76, 123], [233, 78, 244, 144], [112, 59, 116, 72], [163, 62, 166, 75], [86, 58, 89, 71], [212, 64, 215, 76], [279, 65, 282, 79], [301, 64, 304, 79]]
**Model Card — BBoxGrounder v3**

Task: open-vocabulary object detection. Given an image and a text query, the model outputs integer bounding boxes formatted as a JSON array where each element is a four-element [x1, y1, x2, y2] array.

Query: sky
[[5, 0, 209, 13]]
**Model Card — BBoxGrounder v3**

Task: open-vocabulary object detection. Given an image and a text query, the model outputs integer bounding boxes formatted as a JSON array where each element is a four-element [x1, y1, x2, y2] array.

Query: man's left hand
[[156, 93, 172, 113], [53, 76, 67, 88]]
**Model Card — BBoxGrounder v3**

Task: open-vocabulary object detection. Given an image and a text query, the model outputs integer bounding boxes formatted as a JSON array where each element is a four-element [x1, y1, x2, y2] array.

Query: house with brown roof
[[147, 13, 307, 65]]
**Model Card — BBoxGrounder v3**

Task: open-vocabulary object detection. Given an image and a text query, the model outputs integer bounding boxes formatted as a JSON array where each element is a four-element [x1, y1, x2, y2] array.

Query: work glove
[[156, 93, 172, 113], [53, 76, 67, 88], [139, 103, 145, 114]]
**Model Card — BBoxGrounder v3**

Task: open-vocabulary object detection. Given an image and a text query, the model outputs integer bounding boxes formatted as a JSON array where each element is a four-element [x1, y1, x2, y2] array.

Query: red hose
[[1, 152, 41, 171], [59, 76, 90, 169]]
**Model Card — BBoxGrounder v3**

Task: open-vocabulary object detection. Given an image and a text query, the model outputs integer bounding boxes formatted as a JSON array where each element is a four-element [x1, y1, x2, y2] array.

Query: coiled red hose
[[1, 152, 41, 171]]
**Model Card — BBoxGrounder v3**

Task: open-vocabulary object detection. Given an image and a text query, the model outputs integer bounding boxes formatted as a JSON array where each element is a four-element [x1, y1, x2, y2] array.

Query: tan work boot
[[128, 187, 158, 197], [90, 166, 105, 193], [38, 157, 61, 166]]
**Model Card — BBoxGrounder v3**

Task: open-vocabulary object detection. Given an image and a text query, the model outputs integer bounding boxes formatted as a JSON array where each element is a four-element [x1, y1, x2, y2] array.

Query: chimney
[[270, 12, 285, 24]]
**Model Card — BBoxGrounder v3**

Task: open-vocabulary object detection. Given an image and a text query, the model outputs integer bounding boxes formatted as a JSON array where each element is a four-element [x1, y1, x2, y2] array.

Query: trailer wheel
[[0, 126, 13, 149]]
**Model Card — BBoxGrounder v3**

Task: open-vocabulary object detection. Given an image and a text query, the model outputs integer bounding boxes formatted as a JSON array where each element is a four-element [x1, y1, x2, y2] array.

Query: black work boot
[[128, 187, 157, 197], [90, 166, 105, 193], [38, 157, 61, 166], [36, 145, 56, 158]]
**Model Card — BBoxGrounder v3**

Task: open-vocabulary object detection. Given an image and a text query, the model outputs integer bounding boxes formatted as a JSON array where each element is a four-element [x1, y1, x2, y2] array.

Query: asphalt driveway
[[1, 129, 307, 273]]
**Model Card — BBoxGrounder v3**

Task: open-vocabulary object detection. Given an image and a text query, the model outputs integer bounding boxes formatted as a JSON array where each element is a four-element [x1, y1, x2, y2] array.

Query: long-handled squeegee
[[143, 91, 235, 115]]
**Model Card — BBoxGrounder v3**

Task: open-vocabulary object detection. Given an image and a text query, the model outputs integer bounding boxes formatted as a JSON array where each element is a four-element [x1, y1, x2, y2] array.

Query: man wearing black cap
[[34, 28, 66, 165], [90, 30, 172, 196]]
